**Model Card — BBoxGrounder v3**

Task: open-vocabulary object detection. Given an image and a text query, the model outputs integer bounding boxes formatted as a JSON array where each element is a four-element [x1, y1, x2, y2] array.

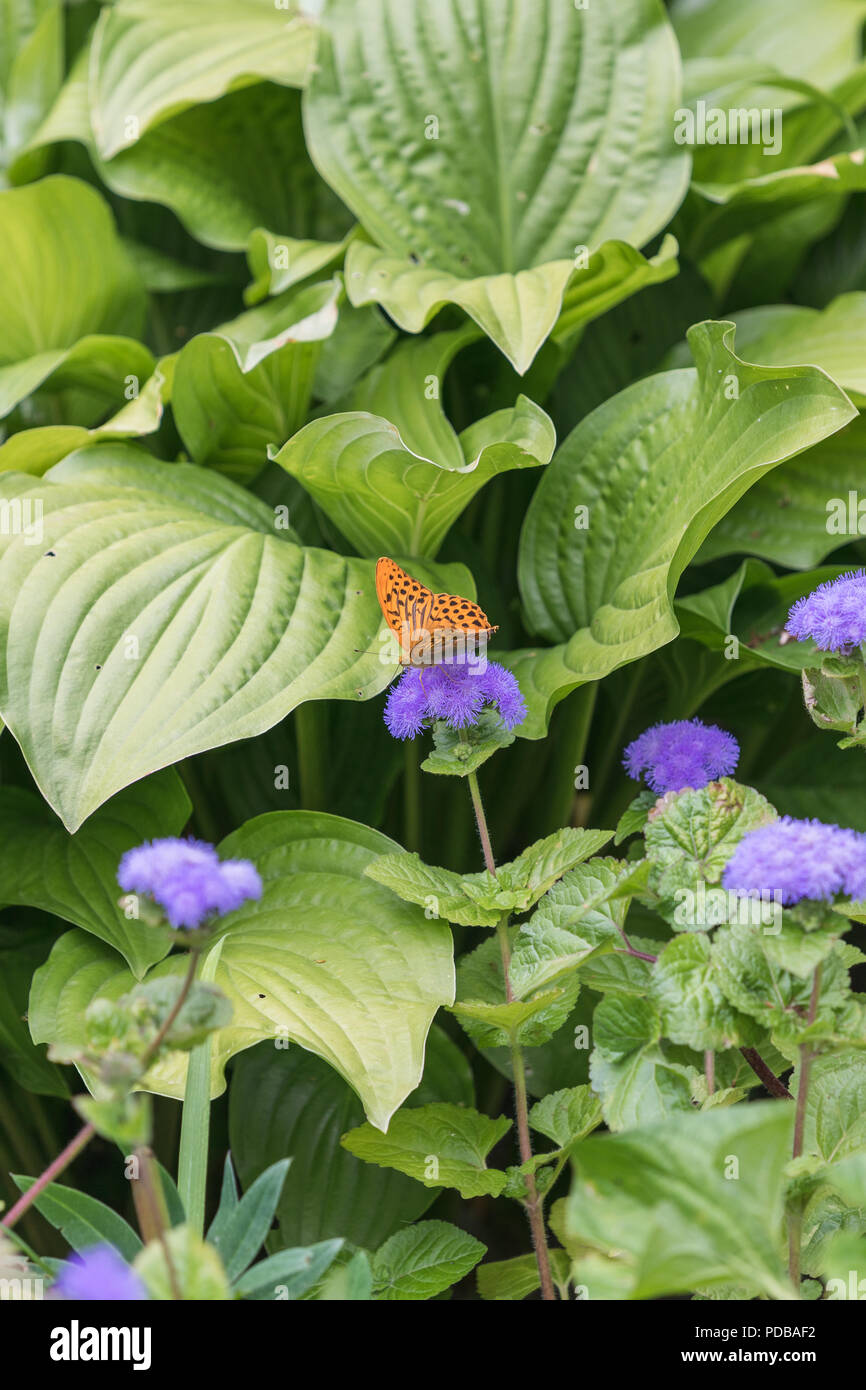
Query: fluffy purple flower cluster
[[623, 718, 740, 795], [786, 570, 866, 653], [384, 660, 526, 740], [723, 816, 866, 906], [52, 1245, 147, 1301], [118, 837, 262, 929]]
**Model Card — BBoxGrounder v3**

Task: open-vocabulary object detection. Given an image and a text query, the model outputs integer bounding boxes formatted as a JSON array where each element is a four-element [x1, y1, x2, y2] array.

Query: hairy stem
[[464, 758, 556, 1301], [739, 1047, 793, 1100], [1, 1123, 95, 1231], [788, 964, 823, 1290], [141, 949, 199, 1070]]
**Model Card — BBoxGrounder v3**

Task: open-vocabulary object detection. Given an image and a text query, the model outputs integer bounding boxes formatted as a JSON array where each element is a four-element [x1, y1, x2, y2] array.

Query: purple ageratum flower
[[786, 570, 866, 653], [118, 837, 262, 929], [623, 718, 740, 796], [722, 816, 866, 906], [384, 660, 526, 740], [52, 1246, 147, 1301]]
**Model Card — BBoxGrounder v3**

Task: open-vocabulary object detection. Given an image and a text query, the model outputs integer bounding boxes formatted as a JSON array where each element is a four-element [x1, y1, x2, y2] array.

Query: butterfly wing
[[376, 557, 498, 666], [376, 557, 434, 662], [428, 590, 497, 637]]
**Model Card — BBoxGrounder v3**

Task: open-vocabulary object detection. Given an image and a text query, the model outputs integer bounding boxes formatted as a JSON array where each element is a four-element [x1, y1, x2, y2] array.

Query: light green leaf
[[509, 319, 855, 737], [246, 227, 353, 303], [476, 1248, 572, 1302], [88, 0, 317, 159], [0, 362, 172, 478], [274, 329, 554, 557], [528, 1086, 603, 1150], [565, 1101, 795, 1300], [589, 994, 698, 1130], [172, 280, 342, 484], [229, 1027, 473, 1250], [371, 1221, 485, 1301], [343, 236, 679, 377], [134, 1224, 230, 1301], [365, 828, 612, 929], [0, 176, 148, 419], [0, 772, 188, 977], [0, 0, 63, 179], [803, 1054, 866, 1164], [341, 1102, 510, 1199], [30, 811, 456, 1131], [0, 447, 471, 829], [650, 933, 762, 1051], [306, 0, 688, 370], [644, 778, 778, 929]]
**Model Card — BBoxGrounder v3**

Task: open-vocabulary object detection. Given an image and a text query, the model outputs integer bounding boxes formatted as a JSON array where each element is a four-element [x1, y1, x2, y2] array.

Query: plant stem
[[463, 755, 556, 1301], [704, 1049, 715, 1096], [466, 768, 496, 875], [132, 1146, 182, 1300], [739, 1047, 793, 1100], [788, 964, 823, 1291], [142, 950, 199, 1070], [792, 965, 823, 1162], [1, 1123, 95, 1231]]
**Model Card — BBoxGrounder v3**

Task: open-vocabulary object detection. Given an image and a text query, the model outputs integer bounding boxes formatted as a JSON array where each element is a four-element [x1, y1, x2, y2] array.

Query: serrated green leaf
[[644, 778, 778, 929], [528, 1085, 603, 1149], [341, 1103, 510, 1199], [371, 1221, 485, 1301], [566, 1101, 795, 1299], [650, 933, 762, 1051]]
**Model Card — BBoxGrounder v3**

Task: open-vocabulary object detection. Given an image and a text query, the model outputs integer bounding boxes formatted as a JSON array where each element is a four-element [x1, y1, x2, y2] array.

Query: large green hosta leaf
[[171, 280, 343, 484], [668, 297, 866, 566], [304, 0, 688, 371], [29, 812, 456, 1131], [0, 446, 469, 830], [274, 329, 555, 557], [0, 0, 63, 180], [229, 1028, 473, 1250], [0, 771, 188, 977], [19, 47, 350, 252], [0, 176, 149, 418], [506, 320, 855, 738], [88, 0, 317, 159]]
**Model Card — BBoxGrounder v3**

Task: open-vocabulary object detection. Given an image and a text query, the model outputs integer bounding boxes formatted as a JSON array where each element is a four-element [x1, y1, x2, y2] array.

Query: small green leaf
[[341, 1103, 511, 1199], [528, 1086, 603, 1150], [371, 1221, 485, 1301]]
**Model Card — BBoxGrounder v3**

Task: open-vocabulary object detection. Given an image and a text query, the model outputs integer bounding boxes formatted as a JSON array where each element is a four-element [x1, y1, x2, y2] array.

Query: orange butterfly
[[375, 557, 498, 667]]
